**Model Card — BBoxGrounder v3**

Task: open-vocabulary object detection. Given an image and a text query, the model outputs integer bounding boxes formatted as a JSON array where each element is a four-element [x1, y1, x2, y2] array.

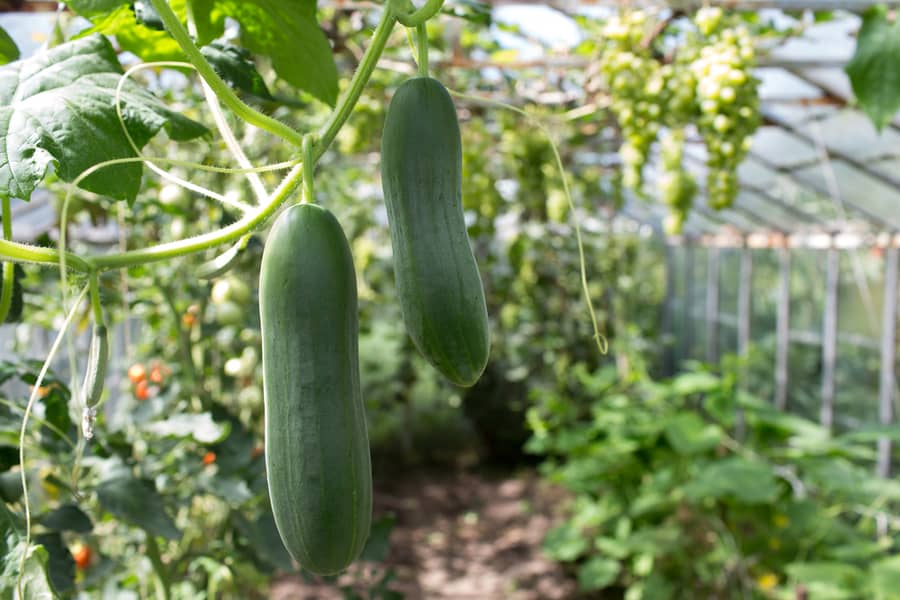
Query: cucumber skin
[[259, 203, 372, 576], [381, 77, 490, 387], [82, 324, 108, 408]]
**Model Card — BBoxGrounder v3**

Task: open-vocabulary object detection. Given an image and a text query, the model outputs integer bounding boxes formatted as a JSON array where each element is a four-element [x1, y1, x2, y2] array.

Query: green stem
[[416, 23, 429, 76], [317, 8, 397, 150], [0, 238, 93, 271], [148, 0, 305, 148], [1, 195, 10, 239], [302, 135, 316, 204], [89, 271, 103, 324], [0, 196, 12, 323], [393, 0, 445, 26], [0, 7, 399, 273], [145, 534, 171, 600], [93, 164, 302, 270]]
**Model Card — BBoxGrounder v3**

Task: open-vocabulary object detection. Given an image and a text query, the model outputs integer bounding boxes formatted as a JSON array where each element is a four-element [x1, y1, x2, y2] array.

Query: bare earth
[[270, 470, 578, 600]]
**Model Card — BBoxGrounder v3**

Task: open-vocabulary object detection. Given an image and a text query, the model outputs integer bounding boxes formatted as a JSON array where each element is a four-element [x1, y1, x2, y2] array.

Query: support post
[[737, 245, 753, 357], [821, 247, 839, 429], [706, 247, 721, 365], [878, 246, 898, 478], [682, 244, 695, 362], [775, 247, 791, 411], [662, 244, 676, 376], [735, 244, 753, 438]]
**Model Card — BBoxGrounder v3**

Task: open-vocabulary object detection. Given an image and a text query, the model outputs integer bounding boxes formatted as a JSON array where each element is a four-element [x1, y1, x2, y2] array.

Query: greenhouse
[[0, 0, 899, 598]]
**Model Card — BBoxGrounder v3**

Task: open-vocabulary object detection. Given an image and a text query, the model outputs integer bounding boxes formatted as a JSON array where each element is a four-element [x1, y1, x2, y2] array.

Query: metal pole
[[706, 247, 721, 365], [821, 247, 839, 429], [878, 246, 898, 477], [735, 245, 753, 438], [683, 244, 695, 362], [663, 245, 676, 376], [738, 246, 753, 356], [775, 247, 791, 411]]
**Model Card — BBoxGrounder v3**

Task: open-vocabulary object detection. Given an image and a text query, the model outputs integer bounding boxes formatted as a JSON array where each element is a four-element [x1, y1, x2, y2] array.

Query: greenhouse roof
[[4, 5, 900, 248]]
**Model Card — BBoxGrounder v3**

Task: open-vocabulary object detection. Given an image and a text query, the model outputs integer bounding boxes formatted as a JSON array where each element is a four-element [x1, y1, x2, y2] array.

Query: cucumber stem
[[302, 135, 316, 204], [148, 0, 305, 148], [416, 23, 429, 77]]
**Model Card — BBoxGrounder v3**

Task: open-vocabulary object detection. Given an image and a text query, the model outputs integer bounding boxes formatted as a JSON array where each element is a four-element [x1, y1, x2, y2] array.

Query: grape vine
[[596, 7, 761, 232]]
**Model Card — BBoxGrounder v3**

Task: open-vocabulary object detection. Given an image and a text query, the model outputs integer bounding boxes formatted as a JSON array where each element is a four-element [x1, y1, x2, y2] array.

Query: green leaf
[[191, 0, 227, 46], [872, 556, 900, 600], [35, 532, 74, 596], [786, 562, 865, 599], [684, 457, 781, 504], [577, 557, 620, 591], [359, 514, 395, 563], [231, 510, 294, 572], [542, 522, 588, 562], [201, 42, 274, 100], [96, 475, 180, 540], [79, 3, 186, 62], [39, 505, 93, 533], [64, 0, 128, 17], [0, 470, 22, 503], [0, 34, 207, 202], [669, 371, 720, 396], [199, 473, 253, 505], [845, 5, 900, 131], [145, 413, 229, 443], [214, 0, 338, 105], [1, 504, 57, 599], [0, 26, 19, 66], [663, 413, 722, 454]]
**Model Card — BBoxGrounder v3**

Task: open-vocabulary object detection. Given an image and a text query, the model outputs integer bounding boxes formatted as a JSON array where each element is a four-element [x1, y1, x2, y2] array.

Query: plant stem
[[416, 23, 429, 76], [0, 5, 403, 273], [0, 238, 93, 271], [89, 271, 103, 324], [302, 135, 316, 204], [317, 8, 397, 150], [148, 0, 305, 148], [93, 163, 302, 270], [0, 195, 12, 323], [393, 0, 445, 27], [145, 534, 171, 600]]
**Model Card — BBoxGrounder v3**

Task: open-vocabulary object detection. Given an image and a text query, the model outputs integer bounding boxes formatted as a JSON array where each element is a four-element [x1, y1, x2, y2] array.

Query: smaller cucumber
[[81, 324, 108, 408]]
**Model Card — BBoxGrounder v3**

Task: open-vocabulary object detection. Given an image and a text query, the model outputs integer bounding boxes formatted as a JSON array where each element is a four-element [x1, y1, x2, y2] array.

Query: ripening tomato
[[128, 363, 146, 384], [134, 380, 150, 401], [72, 543, 92, 570], [202, 451, 216, 466]]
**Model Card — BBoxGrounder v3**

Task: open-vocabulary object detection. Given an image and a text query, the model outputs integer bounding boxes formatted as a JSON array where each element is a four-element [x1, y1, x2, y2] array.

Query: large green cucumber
[[259, 203, 372, 576], [380, 77, 490, 387]]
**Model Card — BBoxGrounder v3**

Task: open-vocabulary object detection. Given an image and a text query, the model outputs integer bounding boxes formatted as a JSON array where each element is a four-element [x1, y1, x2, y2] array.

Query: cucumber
[[259, 203, 372, 576], [81, 324, 108, 408], [380, 77, 490, 387]]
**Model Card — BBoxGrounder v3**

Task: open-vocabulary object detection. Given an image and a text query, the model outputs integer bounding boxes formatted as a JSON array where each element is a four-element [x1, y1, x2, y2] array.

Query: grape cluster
[[595, 7, 760, 229], [598, 11, 661, 189], [658, 129, 696, 234], [691, 9, 759, 208]]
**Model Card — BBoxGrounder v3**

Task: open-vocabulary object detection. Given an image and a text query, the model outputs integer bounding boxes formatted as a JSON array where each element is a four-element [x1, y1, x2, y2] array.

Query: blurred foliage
[[527, 358, 900, 599]]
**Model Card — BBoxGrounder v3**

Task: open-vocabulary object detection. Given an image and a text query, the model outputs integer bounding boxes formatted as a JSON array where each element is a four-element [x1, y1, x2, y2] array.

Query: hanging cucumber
[[81, 324, 109, 408], [259, 203, 372, 576], [380, 76, 490, 387]]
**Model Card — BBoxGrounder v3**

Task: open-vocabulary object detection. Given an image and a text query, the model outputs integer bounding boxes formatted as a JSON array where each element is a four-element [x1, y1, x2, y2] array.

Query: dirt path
[[270, 470, 578, 600]]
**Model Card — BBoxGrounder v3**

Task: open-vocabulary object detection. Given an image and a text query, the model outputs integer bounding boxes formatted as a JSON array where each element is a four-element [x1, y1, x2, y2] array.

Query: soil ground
[[269, 469, 578, 600]]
